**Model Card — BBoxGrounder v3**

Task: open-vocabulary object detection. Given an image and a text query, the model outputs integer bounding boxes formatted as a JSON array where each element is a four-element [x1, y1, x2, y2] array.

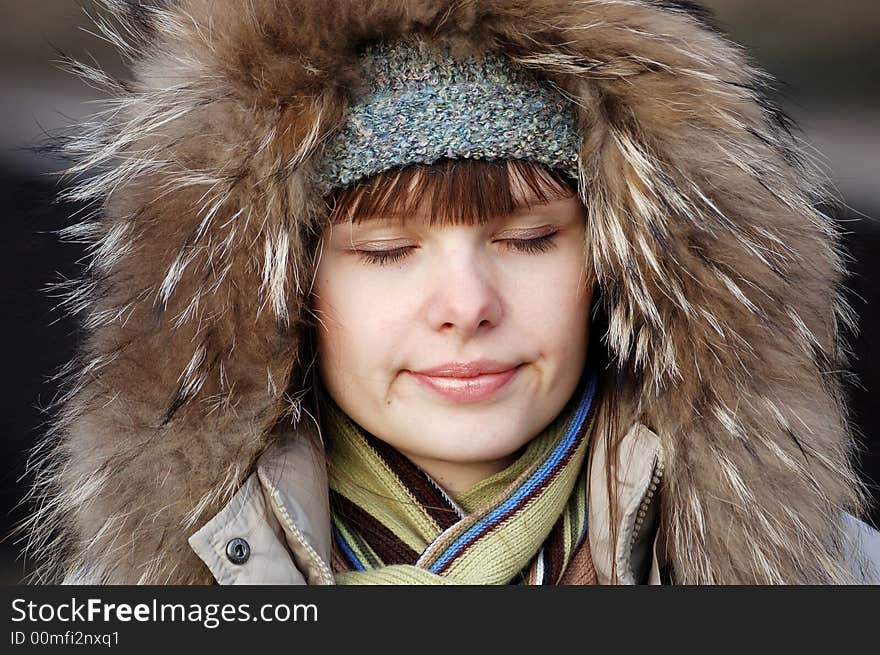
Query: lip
[[409, 360, 522, 403], [414, 359, 519, 377]]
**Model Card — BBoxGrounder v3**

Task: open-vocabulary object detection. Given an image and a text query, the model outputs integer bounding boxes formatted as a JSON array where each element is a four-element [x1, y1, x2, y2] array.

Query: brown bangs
[[325, 158, 578, 226]]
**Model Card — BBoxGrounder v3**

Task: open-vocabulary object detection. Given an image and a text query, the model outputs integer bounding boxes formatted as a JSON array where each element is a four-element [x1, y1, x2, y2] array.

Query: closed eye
[[355, 246, 415, 266], [500, 232, 558, 254], [354, 232, 559, 267]]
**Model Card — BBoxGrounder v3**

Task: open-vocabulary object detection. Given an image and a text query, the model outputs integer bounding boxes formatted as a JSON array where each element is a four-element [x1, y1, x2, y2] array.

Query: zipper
[[630, 452, 664, 551]]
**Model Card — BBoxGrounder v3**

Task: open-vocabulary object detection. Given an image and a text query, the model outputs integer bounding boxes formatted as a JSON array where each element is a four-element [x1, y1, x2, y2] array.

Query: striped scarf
[[320, 366, 599, 585]]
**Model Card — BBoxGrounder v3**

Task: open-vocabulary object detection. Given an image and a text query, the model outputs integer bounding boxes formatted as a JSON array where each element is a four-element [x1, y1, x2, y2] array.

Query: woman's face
[[312, 188, 593, 494]]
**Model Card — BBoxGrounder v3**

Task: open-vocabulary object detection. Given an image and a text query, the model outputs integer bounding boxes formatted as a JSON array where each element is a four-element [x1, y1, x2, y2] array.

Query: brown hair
[[325, 157, 574, 226], [305, 157, 625, 580]]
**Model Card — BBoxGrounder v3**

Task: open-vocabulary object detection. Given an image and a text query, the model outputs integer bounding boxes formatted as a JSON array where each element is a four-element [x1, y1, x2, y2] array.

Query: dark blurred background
[[1, 1, 878, 584]]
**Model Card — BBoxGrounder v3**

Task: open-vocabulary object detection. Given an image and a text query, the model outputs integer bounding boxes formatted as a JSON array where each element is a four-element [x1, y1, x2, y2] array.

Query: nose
[[425, 246, 503, 339]]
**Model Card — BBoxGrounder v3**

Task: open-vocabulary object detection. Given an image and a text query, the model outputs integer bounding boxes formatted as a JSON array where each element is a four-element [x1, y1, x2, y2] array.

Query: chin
[[433, 427, 530, 460]]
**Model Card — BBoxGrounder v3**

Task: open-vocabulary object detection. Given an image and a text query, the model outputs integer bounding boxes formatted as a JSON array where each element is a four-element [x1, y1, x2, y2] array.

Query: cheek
[[513, 250, 592, 356], [560, 263, 593, 329], [312, 263, 354, 384], [312, 264, 400, 378]]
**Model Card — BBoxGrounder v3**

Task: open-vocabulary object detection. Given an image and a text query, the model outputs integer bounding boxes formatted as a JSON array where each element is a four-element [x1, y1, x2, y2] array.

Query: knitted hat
[[314, 37, 581, 195]]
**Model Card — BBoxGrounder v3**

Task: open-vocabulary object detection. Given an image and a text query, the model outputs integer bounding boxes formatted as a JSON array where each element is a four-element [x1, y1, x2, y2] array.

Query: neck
[[399, 449, 520, 497]]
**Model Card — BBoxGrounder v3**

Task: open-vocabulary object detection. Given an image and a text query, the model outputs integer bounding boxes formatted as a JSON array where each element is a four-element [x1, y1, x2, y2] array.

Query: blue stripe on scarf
[[334, 525, 366, 571], [427, 368, 598, 573]]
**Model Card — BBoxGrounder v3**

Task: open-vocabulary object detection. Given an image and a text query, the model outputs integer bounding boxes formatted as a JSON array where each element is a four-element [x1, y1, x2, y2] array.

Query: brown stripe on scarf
[[543, 516, 567, 584], [364, 432, 461, 531], [330, 489, 421, 565], [557, 536, 598, 585]]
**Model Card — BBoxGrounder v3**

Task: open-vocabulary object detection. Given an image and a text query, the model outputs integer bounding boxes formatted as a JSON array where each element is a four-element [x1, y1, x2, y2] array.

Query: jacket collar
[[588, 421, 664, 584], [188, 416, 665, 585], [188, 416, 334, 585]]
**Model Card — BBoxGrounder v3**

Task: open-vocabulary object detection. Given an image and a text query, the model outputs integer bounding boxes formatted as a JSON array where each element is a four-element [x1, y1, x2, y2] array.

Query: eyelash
[[356, 233, 559, 266]]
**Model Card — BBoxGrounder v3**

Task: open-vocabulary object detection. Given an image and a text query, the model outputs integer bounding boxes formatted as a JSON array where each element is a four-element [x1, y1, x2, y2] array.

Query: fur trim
[[16, 0, 866, 584]]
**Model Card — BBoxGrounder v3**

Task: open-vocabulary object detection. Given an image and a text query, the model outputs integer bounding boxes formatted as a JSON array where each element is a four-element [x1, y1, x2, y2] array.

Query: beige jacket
[[186, 419, 880, 585]]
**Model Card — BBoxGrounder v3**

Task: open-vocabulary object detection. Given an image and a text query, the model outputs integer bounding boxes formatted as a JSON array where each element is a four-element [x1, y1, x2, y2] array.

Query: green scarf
[[320, 366, 599, 585]]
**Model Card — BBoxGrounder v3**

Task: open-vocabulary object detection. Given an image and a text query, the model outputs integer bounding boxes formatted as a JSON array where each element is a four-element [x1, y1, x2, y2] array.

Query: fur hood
[[18, 0, 869, 584]]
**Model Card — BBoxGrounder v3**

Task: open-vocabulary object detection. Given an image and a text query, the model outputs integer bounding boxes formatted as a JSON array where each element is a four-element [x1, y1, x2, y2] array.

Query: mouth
[[409, 363, 522, 403]]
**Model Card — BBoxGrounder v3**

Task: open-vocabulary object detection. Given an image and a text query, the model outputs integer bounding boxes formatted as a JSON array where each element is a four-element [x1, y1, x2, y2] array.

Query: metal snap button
[[225, 537, 251, 564]]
